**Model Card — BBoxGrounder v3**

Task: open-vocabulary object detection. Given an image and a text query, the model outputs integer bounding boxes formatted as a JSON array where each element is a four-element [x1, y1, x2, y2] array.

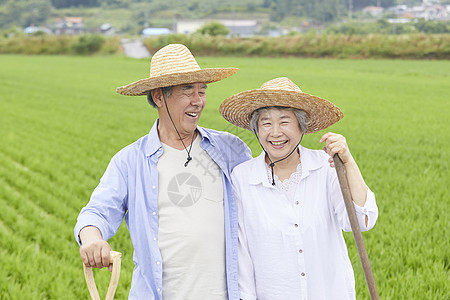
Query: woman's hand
[[319, 132, 354, 167]]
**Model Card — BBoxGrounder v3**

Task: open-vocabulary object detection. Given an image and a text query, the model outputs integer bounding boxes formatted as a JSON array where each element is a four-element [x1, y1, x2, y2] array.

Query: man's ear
[[151, 88, 164, 108]]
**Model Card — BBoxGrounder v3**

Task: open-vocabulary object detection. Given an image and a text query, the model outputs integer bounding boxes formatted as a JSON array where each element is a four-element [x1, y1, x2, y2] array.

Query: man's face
[[160, 83, 207, 137]]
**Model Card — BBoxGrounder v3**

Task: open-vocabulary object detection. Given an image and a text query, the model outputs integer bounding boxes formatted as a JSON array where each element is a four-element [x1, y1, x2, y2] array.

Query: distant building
[[52, 17, 85, 35], [362, 6, 384, 17], [386, 2, 448, 21], [387, 5, 409, 16], [100, 23, 115, 36], [220, 20, 261, 37], [24, 25, 52, 35], [412, 4, 448, 20], [176, 19, 261, 37], [142, 27, 172, 37], [387, 18, 411, 24], [176, 20, 205, 34]]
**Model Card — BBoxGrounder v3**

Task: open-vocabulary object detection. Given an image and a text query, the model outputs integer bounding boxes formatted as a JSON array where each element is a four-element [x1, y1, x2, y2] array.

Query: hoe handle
[[83, 251, 122, 300], [333, 154, 379, 300]]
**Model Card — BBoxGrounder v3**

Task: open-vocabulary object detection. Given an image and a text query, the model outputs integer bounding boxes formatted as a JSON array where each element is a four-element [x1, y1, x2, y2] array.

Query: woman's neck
[[266, 149, 301, 182]]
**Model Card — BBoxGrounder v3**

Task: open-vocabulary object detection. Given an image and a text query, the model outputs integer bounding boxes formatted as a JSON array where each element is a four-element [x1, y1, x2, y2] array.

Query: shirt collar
[[145, 119, 213, 157], [197, 126, 214, 147], [145, 119, 162, 157], [248, 145, 324, 187]]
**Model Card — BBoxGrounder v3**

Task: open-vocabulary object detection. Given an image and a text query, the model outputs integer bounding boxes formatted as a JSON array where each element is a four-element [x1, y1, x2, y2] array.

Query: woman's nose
[[271, 124, 282, 136]]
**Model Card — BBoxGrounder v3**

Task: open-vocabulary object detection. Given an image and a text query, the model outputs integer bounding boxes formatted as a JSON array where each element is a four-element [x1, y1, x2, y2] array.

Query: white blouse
[[231, 146, 378, 300]]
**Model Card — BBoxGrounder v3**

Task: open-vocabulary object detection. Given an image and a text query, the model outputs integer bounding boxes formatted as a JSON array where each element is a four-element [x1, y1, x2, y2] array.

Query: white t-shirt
[[157, 134, 227, 300], [231, 146, 378, 300]]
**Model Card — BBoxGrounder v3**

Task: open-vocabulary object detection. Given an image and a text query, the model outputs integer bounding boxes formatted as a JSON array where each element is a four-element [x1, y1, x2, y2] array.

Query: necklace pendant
[[184, 156, 192, 167]]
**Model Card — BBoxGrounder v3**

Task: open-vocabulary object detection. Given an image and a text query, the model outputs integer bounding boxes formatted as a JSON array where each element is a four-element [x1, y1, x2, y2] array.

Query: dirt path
[[121, 38, 150, 59]]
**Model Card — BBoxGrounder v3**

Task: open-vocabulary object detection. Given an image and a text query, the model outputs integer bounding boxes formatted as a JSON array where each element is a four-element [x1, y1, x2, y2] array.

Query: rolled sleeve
[[354, 188, 378, 231]]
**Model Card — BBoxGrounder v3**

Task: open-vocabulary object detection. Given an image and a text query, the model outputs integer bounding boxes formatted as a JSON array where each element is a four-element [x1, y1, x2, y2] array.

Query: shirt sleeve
[[74, 153, 128, 245], [329, 166, 379, 232], [231, 170, 257, 300], [226, 134, 253, 171]]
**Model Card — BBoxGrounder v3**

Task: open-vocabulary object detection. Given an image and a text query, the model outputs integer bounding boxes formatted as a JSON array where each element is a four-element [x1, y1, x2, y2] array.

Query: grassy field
[[0, 54, 448, 299]]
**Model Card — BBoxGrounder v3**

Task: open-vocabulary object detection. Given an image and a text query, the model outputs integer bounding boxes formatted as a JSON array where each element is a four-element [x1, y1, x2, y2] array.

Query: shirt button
[[294, 223, 299, 228], [363, 208, 368, 213], [156, 261, 160, 265], [152, 185, 156, 189], [295, 201, 299, 205], [153, 237, 157, 241], [301, 272, 306, 276], [299, 249, 303, 253], [152, 212, 156, 216], [157, 288, 161, 292]]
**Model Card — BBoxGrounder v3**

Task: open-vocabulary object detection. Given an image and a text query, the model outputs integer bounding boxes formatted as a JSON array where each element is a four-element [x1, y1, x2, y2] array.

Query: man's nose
[[191, 91, 203, 106]]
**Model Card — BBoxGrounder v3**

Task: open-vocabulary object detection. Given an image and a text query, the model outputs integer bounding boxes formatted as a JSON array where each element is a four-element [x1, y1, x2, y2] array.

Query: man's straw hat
[[220, 77, 343, 134], [116, 44, 238, 96]]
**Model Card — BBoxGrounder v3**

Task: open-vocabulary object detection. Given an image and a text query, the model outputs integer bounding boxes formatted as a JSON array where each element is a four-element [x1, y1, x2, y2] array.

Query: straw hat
[[220, 77, 343, 134], [116, 44, 239, 96]]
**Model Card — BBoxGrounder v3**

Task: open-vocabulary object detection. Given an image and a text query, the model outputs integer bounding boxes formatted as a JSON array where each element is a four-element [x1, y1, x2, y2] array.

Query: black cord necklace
[[162, 92, 195, 167], [256, 134, 304, 185]]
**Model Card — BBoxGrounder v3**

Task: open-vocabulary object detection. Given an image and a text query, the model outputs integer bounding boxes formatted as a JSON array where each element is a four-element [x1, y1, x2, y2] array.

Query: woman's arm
[[320, 132, 368, 206], [320, 132, 370, 225]]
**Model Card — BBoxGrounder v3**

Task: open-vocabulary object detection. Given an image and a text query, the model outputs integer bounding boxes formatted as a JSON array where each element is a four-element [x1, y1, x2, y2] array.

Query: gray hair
[[249, 106, 309, 135], [146, 86, 173, 108]]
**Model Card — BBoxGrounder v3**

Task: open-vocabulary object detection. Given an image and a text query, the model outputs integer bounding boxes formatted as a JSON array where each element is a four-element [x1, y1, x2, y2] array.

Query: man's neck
[[158, 122, 197, 150]]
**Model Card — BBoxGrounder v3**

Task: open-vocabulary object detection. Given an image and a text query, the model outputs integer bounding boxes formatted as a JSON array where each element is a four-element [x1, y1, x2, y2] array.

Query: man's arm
[[79, 226, 113, 271]]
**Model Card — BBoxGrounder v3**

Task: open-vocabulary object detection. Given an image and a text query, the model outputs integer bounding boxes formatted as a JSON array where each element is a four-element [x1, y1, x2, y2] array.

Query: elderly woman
[[220, 77, 378, 300]]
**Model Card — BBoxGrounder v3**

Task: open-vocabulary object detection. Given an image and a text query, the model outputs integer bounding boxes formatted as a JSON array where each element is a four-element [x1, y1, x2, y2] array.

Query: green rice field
[[0, 54, 448, 299]]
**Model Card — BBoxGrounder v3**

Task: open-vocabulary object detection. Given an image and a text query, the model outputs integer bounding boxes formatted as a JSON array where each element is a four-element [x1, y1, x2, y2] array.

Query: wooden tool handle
[[83, 251, 122, 300], [333, 154, 379, 300]]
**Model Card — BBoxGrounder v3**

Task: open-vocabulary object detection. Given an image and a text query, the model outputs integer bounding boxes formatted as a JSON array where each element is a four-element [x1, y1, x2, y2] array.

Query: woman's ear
[[151, 88, 164, 108]]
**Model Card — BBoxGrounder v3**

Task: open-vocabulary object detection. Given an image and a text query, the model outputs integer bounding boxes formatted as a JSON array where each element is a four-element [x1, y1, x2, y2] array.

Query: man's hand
[[79, 226, 113, 272]]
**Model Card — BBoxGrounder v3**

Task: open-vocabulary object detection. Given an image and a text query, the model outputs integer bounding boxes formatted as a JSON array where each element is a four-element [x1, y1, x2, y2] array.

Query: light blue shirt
[[74, 119, 252, 300]]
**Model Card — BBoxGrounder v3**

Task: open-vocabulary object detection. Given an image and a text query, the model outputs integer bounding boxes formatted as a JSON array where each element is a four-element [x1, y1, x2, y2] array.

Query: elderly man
[[74, 44, 252, 300]]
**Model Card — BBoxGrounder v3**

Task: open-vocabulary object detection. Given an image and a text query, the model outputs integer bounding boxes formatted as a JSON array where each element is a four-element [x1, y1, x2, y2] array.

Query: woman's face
[[257, 108, 302, 162]]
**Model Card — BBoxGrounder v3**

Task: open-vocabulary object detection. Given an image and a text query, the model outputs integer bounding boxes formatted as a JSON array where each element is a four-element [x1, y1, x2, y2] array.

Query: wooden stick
[[83, 251, 122, 300], [333, 154, 379, 300]]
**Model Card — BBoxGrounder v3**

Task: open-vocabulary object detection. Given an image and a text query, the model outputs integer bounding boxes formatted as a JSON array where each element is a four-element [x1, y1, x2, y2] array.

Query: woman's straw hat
[[116, 44, 238, 96], [220, 77, 343, 134]]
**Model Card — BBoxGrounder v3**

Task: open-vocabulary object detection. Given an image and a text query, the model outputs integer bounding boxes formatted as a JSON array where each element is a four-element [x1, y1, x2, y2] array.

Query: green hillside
[[1, 0, 437, 34]]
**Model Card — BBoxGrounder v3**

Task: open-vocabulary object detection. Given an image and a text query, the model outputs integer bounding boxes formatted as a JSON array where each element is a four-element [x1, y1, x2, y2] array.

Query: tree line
[[0, 0, 423, 30]]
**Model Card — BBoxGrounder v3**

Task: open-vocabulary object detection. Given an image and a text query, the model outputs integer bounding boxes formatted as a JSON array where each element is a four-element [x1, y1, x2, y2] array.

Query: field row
[[0, 55, 448, 299]]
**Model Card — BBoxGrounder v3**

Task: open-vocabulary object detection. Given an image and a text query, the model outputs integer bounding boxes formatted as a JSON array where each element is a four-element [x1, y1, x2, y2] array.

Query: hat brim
[[220, 89, 343, 134], [116, 68, 238, 96]]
